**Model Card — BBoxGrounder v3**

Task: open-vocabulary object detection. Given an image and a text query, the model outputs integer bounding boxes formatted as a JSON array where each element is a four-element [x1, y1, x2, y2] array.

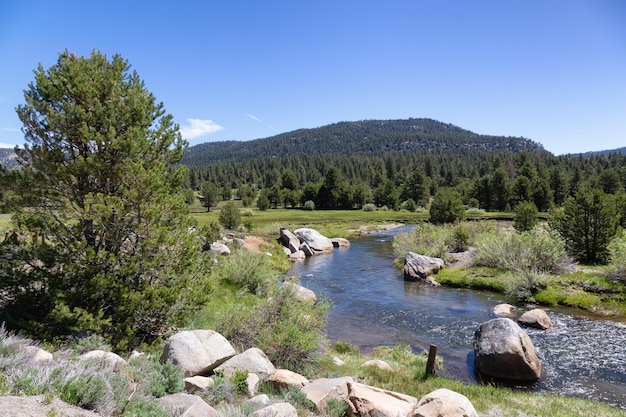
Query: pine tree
[[1, 50, 211, 351]]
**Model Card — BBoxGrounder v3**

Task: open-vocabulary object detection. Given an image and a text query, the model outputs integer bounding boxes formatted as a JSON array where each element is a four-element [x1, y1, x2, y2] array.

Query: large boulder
[[210, 241, 231, 256], [347, 382, 417, 417], [294, 228, 334, 254], [79, 350, 129, 373], [23, 346, 53, 364], [302, 377, 354, 410], [158, 393, 221, 417], [473, 318, 542, 381], [280, 228, 301, 253], [282, 281, 318, 304], [0, 396, 100, 417], [519, 308, 554, 330], [161, 330, 236, 377], [267, 369, 309, 391], [403, 252, 444, 285], [251, 403, 298, 417], [184, 376, 214, 394], [414, 389, 478, 417], [215, 347, 276, 380]]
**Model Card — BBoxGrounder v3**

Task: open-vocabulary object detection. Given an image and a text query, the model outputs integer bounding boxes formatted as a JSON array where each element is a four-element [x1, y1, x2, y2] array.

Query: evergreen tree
[[513, 201, 539, 232], [550, 189, 618, 264], [219, 201, 241, 230], [1, 50, 211, 350], [201, 182, 220, 211], [429, 188, 465, 224]]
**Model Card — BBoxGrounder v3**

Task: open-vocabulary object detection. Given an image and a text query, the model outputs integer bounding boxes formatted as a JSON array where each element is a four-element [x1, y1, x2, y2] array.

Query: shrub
[[241, 209, 254, 217], [607, 232, 626, 284], [323, 397, 350, 417], [212, 285, 329, 372], [303, 200, 316, 211], [362, 203, 376, 212], [333, 341, 360, 355], [404, 199, 417, 212], [129, 356, 184, 398], [504, 269, 548, 302], [475, 230, 573, 274], [230, 370, 249, 396], [219, 249, 277, 295], [453, 224, 470, 252]]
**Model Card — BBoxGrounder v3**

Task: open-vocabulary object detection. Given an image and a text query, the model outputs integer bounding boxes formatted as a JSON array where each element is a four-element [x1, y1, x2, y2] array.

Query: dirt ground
[[242, 235, 273, 253]]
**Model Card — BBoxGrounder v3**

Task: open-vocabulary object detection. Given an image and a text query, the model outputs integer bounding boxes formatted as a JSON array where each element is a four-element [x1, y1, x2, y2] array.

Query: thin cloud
[[246, 113, 262, 123], [179, 119, 223, 140], [0, 142, 16, 148], [247, 113, 276, 131]]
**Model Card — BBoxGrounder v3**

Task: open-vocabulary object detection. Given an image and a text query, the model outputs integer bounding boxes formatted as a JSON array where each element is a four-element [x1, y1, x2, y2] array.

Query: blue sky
[[0, 1, 624, 155]]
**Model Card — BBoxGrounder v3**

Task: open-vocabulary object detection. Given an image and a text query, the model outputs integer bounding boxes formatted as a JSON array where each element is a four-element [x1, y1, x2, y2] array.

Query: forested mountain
[[0, 149, 18, 169], [582, 147, 626, 158], [182, 118, 545, 167]]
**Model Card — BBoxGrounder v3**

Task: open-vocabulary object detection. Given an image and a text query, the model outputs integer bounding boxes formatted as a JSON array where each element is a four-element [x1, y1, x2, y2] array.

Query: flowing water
[[288, 226, 626, 409]]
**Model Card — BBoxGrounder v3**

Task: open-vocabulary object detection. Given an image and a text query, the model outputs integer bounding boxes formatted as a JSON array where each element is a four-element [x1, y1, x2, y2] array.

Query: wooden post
[[426, 344, 437, 376]]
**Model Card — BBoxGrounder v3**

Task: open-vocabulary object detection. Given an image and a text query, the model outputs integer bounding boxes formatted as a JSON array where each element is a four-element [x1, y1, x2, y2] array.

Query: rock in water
[[473, 318, 542, 381]]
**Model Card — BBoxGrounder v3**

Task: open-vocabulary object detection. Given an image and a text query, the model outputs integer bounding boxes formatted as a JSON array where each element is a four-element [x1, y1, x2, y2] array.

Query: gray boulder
[[79, 350, 129, 373], [330, 237, 350, 248], [493, 303, 517, 317], [473, 318, 542, 381], [184, 375, 214, 394], [251, 403, 298, 417], [215, 347, 276, 380], [361, 359, 392, 371], [302, 376, 354, 410], [414, 388, 478, 417], [267, 369, 309, 391], [282, 281, 318, 304], [210, 241, 231, 255], [403, 252, 444, 285], [158, 393, 221, 417], [519, 308, 554, 330], [280, 228, 301, 253], [162, 330, 236, 377], [347, 382, 417, 417], [294, 228, 334, 254]]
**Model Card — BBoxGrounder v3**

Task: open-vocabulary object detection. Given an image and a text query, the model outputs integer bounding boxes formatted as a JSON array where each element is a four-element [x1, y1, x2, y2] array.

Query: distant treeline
[[183, 119, 626, 212]]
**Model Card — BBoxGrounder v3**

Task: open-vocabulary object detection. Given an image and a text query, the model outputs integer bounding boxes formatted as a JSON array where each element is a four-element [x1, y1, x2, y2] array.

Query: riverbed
[[288, 226, 626, 409]]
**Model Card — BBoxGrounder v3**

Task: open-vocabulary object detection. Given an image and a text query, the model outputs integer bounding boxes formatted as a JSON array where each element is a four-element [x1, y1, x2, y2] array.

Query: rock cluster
[[279, 227, 349, 261]]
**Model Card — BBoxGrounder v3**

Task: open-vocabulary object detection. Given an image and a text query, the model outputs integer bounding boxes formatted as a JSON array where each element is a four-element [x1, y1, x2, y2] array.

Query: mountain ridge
[[181, 118, 545, 167]]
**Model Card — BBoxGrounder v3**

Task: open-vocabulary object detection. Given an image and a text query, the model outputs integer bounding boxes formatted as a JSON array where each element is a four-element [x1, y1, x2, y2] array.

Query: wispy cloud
[[0, 142, 16, 148], [179, 119, 223, 140], [246, 113, 262, 123], [246, 113, 276, 131]]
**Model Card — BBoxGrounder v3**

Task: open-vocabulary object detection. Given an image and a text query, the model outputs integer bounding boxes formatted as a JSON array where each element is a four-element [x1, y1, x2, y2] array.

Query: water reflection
[[289, 228, 626, 409]]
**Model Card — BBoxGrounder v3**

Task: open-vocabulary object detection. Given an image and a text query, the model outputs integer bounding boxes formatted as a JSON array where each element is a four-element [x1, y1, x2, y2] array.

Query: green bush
[[122, 399, 170, 417], [607, 232, 626, 284], [504, 269, 548, 302], [303, 200, 316, 211], [404, 199, 417, 212], [333, 341, 360, 355], [323, 397, 349, 417], [363, 203, 376, 212], [219, 249, 277, 295], [230, 370, 250, 396], [212, 285, 329, 372], [453, 224, 470, 252], [475, 230, 572, 274]]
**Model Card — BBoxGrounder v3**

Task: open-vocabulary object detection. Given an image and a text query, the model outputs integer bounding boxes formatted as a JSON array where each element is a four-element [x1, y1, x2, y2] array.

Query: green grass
[[319, 343, 623, 417]]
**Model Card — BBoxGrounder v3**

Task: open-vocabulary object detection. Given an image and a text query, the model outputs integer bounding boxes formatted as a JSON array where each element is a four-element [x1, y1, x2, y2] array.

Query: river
[[288, 226, 626, 410]]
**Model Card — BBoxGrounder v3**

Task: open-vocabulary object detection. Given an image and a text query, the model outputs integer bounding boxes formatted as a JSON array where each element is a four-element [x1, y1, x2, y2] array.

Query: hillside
[[0, 149, 18, 169], [182, 118, 546, 167]]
